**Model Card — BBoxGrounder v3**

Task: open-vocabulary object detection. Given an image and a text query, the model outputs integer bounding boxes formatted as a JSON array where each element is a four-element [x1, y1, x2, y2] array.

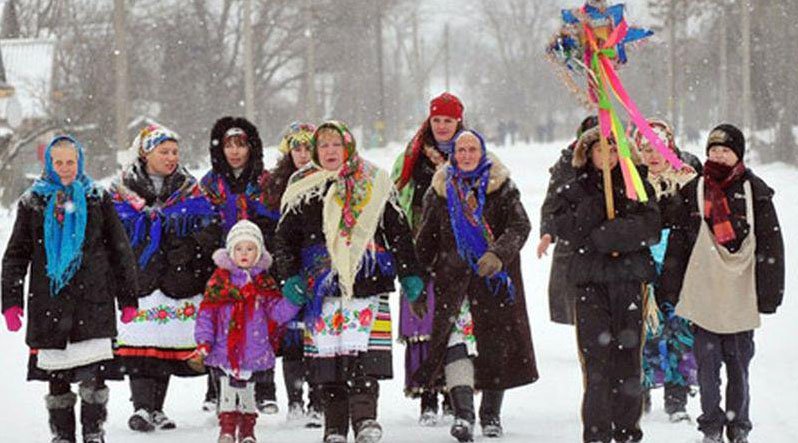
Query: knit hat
[[278, 121, 316, 155], [226, 219, 265, 264], [132, 124, 179, 158], [429, 92, 464, 121], [706, 123, 745, 161]]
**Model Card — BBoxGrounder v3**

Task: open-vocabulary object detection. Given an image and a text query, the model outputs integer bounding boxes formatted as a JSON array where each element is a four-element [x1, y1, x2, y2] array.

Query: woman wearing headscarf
[[111, 124, 215, 432], [2, 135, 139, 443], [391, 92, 465, 425], [414, 130, 538, 442], [262, 121, 323, 426], [273, 121, 423, 443]]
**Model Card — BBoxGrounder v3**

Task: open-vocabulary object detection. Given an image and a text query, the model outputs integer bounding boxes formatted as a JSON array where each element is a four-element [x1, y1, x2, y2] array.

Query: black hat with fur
[[209, 116, 264, 193]]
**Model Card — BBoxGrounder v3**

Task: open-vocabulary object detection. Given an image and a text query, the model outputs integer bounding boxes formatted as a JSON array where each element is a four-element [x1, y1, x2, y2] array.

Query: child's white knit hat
[[226, 220, 264, 263]]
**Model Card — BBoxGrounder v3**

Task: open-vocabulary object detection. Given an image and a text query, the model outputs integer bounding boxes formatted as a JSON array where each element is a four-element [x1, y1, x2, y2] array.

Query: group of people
[[0, 90, 784, 443], [539, 117, 784, 443]]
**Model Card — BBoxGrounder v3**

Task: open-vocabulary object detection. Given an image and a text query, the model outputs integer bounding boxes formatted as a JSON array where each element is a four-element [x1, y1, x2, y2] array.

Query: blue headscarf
[[445, 130, 515, 302], [30, 135, 96, 296]]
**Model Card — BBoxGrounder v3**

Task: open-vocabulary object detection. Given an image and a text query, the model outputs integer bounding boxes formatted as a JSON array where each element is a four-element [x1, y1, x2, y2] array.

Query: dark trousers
[[576, 282, 645, 443], [322, 376, 379, 438], [255, 371, 276, 404], [694, 327, 754, 439], [664, 383, 689, 414], [130, 375, 170, 412]]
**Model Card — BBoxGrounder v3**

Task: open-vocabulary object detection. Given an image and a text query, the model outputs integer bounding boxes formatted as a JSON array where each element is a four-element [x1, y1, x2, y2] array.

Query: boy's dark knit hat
[[707, 123, 745, 160]]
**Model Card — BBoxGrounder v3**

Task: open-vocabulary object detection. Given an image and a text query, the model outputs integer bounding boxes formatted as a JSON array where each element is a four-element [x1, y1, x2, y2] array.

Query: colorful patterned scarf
[[281, 121, 394, 303], [200, 170, 279, 234], [201, 267, 280, 375], [30, 135, 97, 296], [278, 121, 316, 155], [703, 160, 746, 245], [113, 165, 216, 268], [445, 131, 515, 302]]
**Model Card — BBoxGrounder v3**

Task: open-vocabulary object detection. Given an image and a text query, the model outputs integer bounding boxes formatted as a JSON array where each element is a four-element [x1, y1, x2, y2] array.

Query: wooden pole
[[599, 133, 615, 220]]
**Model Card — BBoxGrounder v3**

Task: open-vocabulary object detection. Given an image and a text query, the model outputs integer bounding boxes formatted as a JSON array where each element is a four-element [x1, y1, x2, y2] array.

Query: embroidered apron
[[676, 179, 760, 334]]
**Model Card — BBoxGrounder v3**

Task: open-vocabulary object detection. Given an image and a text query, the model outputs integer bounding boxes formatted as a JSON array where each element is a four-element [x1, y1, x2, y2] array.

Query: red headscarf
[[396, 93, 464, 190]]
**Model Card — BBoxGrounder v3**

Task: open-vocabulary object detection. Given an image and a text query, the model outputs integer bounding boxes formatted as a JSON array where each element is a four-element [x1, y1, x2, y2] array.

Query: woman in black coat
[[273, 121, 422, 443], [194, 116, 284, 414], [2, 135, 139, 443], [552, 126, 661, 443], [111, 124, 215, 433], [414, 130, 537, 442], [262, 121, 323, 425], [537, 115, 598, 325]]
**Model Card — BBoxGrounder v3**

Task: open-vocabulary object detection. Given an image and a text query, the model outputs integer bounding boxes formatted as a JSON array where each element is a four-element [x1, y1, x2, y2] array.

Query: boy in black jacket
[[659, 124, 784, 443], [553, 127, 661, 443]]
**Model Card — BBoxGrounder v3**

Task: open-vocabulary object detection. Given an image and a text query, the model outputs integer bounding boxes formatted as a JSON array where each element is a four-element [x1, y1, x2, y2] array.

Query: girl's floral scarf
[[445, 131, 515, 302], [112, 161, 215, 268], [200, 170, 279, 234], [280, 121, 394, 301], [703, 160, 747, 245], [201, 250, 280, 375], [30, 135, 99, 296]]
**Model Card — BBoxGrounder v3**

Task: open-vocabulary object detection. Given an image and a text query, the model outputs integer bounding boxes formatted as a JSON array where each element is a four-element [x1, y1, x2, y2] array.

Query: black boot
[[419, 390, 439, 426], [449, 386, 475, 443], [479, 390, 504, 438], [255, 378, 278, 414], [283, 359, 306, 406], [349, 377, 382, 443], [128, 377, 155, 432], [46, 391, 77, 443], [323, 384, 349, 441], [79, 383, 108, 443], [306, 383, 324, 429]]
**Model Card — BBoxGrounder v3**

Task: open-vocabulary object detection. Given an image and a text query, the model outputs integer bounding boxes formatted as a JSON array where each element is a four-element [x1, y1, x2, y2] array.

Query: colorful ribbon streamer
[[582, 17, 683, 202]]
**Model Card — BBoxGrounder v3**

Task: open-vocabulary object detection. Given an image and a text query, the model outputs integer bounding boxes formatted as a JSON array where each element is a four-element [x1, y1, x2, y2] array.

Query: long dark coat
[[414, 157, 538, 391], [539, 144, 580, 324], [659, 170, 784, 313], [2, 190, 139, 350]]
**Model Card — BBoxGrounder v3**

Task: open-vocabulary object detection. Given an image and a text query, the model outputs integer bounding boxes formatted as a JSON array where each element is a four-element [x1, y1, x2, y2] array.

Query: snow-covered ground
[[0, 141, 795, 442]]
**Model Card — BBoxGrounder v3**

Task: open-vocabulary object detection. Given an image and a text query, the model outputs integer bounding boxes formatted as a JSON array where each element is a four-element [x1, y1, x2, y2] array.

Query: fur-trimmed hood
[[212, 248, 273, 274], [431, 153, 511, 197], [209, 116, 264, 193], [572, 126, 641, 169]]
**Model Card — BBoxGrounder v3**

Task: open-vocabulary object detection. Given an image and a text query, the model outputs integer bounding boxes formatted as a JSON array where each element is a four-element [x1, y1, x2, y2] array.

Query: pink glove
[[3, 306, 23, 332], [120, 307, 138, 324]]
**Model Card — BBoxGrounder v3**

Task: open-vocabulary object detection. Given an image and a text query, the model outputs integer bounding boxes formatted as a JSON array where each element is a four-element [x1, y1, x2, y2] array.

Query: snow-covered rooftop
[[0, 37, 56, 120]]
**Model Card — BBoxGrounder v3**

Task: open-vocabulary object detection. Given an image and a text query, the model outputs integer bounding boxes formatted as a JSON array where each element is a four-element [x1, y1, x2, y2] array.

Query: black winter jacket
[[553, 165, 662, 286], [659, 170, 784, 313], [115, 160, 210, 298], [2, 191, 139, 349], [272, 180, 419, 297]]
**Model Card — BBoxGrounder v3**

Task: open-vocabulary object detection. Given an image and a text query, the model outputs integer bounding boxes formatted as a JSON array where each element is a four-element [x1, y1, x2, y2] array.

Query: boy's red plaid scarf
[[703, 160, 746, 245]]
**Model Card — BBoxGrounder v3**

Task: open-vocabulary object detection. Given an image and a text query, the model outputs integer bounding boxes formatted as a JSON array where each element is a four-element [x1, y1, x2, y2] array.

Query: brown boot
[[238, 413, 257, 443], [218, 412, 239, 443]]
